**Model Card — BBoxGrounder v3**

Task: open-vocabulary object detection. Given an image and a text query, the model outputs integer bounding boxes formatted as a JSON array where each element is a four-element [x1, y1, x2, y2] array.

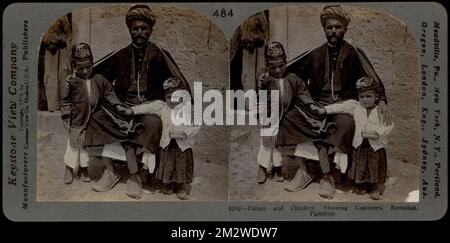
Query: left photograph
[[37, 4, 229, 201]]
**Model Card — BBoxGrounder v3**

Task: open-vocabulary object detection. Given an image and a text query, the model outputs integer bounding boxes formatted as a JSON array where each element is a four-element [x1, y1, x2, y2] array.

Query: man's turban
[[320, 5, 351, 27], [125, 5, 156, 29]]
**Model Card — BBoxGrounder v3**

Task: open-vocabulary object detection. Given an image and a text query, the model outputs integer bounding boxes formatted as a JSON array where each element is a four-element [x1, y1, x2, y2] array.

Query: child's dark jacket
[[61, 74, 121, 148]]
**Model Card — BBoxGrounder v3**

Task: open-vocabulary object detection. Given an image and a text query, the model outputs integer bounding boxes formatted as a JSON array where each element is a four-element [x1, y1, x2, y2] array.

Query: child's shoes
[[176, 183, 189, 200], [352, 183, 367, 195], [160, 183, 176, 195], [80, 167, 91, 183], [369, 190, 383, 200], [273, 167, 284, 182], [256, 166, 267, 184], [64, 166, 74, 184], [369, 184, 383, 200]]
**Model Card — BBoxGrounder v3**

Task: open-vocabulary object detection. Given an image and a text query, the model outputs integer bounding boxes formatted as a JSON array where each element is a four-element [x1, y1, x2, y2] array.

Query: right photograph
[[229, 5, 420, 202]]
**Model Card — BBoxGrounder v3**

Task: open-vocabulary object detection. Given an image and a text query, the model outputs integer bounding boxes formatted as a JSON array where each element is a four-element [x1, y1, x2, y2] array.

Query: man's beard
[[327, 35, 343, 47], [133, 35, 149, 48]]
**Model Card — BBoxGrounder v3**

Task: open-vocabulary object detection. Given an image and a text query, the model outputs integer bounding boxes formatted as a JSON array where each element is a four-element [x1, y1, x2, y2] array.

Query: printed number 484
[[213, 9, 233, 18]]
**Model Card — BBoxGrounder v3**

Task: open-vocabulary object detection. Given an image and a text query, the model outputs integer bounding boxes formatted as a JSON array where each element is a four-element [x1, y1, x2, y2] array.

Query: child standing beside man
[[318, 76, 393, 200], [256, 41, 324, 184], [130, 77, 199, 200], [61, 43, 129, 185]]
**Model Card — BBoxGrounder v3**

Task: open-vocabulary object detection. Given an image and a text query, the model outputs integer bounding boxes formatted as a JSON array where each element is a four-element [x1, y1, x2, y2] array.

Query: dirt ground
[[37, 111, 420, 202], [229, 125, 420, 202], [37, 111, 228, 201]]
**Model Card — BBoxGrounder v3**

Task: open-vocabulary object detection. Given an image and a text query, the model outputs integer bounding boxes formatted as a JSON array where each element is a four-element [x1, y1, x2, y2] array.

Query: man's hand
[[124, 108, 134, 116], [116, 105, 133, 116], [309, 103, 318, 111], [309, 104, 327, 115], [377, 101, 392, 125], [116, 105, 126, 113]]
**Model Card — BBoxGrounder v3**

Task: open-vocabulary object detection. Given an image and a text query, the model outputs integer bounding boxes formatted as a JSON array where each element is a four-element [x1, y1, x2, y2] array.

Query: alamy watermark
[[170, 82, 280, 136]]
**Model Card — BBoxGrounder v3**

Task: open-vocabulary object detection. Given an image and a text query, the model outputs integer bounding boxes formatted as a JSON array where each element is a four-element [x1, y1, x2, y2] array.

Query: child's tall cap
[[163, 77, 184, 94], [70, 43, 93, 63], [264, 41, 286, 62], [356, 76, 379, 93]]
